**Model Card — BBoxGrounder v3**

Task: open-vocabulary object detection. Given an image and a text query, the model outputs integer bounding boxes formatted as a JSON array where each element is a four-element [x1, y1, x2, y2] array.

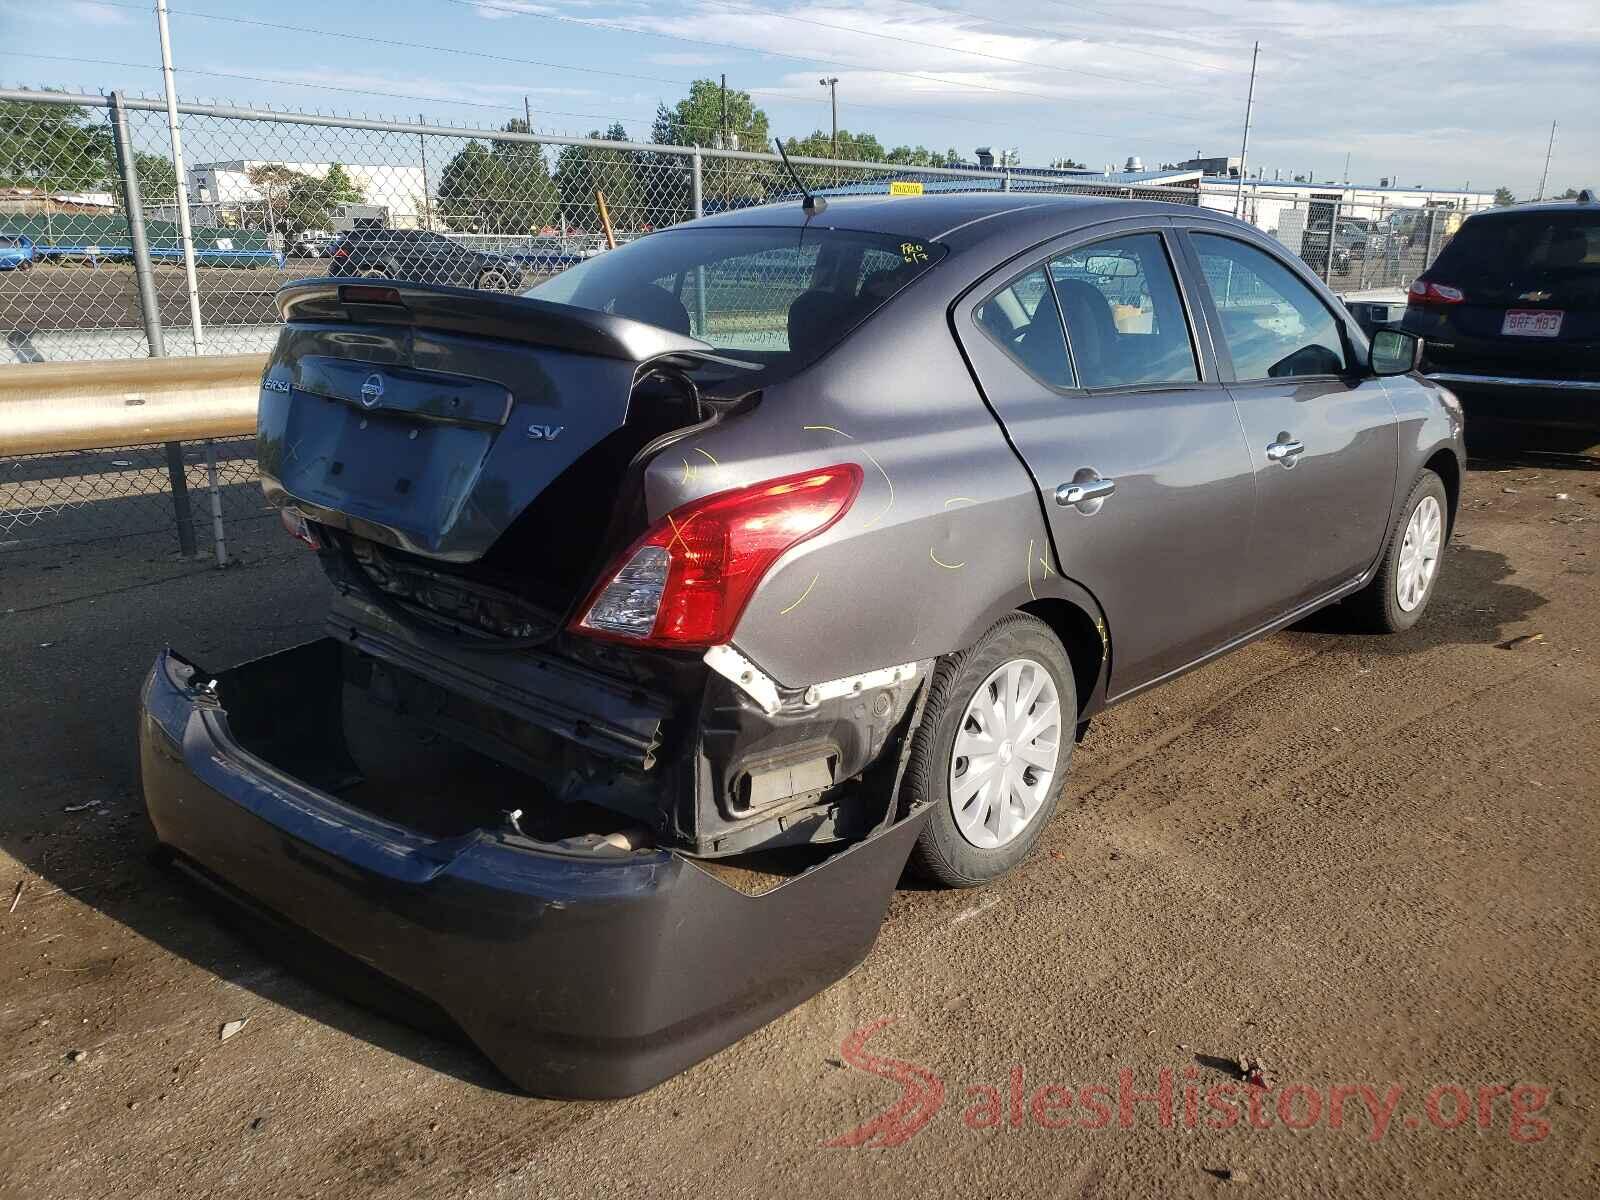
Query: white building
[[184, 160, 427, 227]]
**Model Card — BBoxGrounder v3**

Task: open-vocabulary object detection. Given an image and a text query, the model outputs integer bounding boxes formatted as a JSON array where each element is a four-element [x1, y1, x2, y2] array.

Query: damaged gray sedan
[[140, 192, 1464, 1097]]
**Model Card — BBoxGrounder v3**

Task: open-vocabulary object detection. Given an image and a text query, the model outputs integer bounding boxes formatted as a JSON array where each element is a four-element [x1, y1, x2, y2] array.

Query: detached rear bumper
[[139, 648, 925, 1099]]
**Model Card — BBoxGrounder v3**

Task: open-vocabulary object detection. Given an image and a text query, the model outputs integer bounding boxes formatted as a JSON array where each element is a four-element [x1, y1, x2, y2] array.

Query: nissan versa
[[139, 192, 1465, 1098]]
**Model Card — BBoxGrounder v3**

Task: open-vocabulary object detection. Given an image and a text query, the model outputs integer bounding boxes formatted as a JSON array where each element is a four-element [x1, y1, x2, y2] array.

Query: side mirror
[[1370, 328, 1422, 377]]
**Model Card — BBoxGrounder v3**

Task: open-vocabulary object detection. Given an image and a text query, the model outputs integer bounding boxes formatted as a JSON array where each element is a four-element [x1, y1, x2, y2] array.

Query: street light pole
[[819, 76, 839, 158]]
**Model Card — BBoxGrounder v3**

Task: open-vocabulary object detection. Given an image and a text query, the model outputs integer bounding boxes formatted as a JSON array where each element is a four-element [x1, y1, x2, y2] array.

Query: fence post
[[1002, 167, 1012, 193], [1323, 198, 1341, 283], [690, 147, 706, 335], [110, 90, 198, 558]]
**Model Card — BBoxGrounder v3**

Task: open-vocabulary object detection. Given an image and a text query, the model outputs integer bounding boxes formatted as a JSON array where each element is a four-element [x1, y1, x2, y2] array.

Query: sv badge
[[527, 424, 565, 441]]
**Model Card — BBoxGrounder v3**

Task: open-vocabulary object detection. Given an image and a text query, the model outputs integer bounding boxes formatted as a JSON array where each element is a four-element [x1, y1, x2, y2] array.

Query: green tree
[[1555, 187, 1582, 200], [437, 132, 558, 234], [0, 96, 113, 191], [1493, 187, 1516, 206], [131, 151, 178, 200], [555, 123, 645, 233], [247, 162, 367, 241], [652, 80, 770, 213]]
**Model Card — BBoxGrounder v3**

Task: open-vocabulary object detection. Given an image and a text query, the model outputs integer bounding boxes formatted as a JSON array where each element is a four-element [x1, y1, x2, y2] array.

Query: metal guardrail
[[0, 355, 264, 562], [0, 355, 262, 455]]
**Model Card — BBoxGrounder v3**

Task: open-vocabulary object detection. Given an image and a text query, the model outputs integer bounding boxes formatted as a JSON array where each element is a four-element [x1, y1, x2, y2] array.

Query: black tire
[[358, 266, 390, 279], [1346, 469, 1450, 633], [477, 268, 515, 292], [905, 614, 1076, 888]]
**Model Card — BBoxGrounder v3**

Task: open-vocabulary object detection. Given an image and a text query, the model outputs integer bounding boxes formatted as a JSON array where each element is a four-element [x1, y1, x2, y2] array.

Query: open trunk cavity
[[214, 638, 646, 850]]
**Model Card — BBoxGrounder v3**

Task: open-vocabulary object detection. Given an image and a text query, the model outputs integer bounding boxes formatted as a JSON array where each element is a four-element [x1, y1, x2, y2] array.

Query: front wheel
[[904, 614, 1075, 888], [1347, 468, 1449, 633]]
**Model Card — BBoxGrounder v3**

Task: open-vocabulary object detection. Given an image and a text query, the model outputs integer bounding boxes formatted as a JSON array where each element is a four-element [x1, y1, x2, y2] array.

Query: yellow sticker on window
[[889, 181, 924, 197]]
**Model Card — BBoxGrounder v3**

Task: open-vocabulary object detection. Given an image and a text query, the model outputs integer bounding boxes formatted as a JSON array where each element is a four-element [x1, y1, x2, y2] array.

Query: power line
[[7, 0, 1204, 152], [902, 0, 1252, 77], [695, 0, 1247, 106], [130, 3, 1188, 148], [442, 0, 1225, 127], [0, 52, 683, 135]]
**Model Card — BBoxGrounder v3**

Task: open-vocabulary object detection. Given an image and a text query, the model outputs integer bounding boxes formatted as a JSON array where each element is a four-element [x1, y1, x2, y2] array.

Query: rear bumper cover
[[139, 649, 925, 1099]]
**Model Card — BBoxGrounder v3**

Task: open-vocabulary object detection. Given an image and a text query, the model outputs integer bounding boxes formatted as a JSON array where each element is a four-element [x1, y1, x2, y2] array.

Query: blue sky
[[2, 0, 1594, 196]]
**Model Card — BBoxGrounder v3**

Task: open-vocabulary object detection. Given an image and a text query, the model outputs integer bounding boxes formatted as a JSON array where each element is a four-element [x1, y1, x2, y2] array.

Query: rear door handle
[[1265, 438, 1305, 466], [1055, 477, 1116, 507]]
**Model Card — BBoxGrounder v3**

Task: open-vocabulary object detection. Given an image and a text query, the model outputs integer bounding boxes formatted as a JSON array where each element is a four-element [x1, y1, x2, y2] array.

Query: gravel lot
[[1, 456, 1596, 1199]]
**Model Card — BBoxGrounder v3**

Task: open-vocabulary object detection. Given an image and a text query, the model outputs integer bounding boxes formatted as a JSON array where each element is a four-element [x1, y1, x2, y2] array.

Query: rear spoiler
[[275, 279, 756, 370]]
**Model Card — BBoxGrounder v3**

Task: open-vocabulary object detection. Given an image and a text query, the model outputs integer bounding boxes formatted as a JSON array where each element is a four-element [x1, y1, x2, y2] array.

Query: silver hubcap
[[949, 658, 1062, 849], [1396, 494, 1442, 612]]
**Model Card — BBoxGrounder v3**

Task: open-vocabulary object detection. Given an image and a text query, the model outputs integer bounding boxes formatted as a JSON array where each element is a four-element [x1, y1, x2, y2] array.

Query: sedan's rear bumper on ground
[[139, 650, 925, 1099]]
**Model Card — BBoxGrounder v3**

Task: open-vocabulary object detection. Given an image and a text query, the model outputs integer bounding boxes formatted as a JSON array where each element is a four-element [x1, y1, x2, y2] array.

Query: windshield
[[525, 226, 947, 386], [1430, 211, 1600, 302]]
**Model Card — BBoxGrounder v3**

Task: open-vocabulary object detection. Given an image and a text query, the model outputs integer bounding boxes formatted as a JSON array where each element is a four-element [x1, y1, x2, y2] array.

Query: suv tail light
[[1408, 279, 1464, 306], [331, 246, 348, 259], [572, 465, 863, 649]]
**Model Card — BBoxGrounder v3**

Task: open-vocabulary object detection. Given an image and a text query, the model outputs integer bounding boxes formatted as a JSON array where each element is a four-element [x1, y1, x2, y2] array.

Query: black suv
[[1404, 192, 1599, 441], [326, 228, 525, 291]]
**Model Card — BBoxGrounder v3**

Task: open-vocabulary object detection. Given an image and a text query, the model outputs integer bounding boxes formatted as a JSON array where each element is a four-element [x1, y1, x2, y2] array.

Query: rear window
[[1430, 212, 1600, 301], [525, 226, 947, 386]]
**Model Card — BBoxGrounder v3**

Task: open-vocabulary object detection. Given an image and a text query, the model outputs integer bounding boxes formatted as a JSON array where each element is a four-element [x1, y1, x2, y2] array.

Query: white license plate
[[1502, 309, 1563, 337]]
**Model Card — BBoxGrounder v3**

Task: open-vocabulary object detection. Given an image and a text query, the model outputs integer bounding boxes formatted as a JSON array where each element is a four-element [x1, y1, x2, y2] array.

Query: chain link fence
[[1223, 187, 1492, 293], [2, 85, 1487, 561], [0, 436, 266, 552]]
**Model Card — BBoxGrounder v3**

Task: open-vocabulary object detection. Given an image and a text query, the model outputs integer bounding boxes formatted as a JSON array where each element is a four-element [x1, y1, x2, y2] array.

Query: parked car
[[141, 193, 1463, 1099], [324, 227, 524, 290], [290, 229, 334, 258], [510, 234, 602, 276], [1404, 190, 1598, 439], [0, 233, 37, 270]]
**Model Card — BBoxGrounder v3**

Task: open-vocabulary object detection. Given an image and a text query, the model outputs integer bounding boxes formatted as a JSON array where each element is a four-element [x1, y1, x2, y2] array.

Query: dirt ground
[[1, 456, 1596, 1199]]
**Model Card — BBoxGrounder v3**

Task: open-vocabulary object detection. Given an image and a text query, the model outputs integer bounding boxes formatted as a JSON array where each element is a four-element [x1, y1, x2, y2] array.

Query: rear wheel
[[1347, 469, 1449, 632], [477, 268, 516, 292], [905, 614, 1075, 888], [358, 266, 390, 279]]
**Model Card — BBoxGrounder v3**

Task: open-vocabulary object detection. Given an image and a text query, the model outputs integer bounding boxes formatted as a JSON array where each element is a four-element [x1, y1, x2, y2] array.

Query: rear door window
[[1191, 233, 1348, 380], [1049, 233, 1199, 389], [974, 266, 1075, 389]]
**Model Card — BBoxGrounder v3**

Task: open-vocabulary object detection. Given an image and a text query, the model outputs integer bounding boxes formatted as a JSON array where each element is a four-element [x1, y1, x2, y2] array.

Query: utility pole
[[819, 76, 839, 158], [1536, 120, 1556, 200], [418, 114, 431, 231], [524, 95, 532, 133], [719, 73, 727, 149], [1233, 40, 1259, 219], [1342, 151, 1351, 186]]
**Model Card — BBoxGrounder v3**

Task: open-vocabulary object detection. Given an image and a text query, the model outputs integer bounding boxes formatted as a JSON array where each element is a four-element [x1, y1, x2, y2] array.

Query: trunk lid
[[258, 280, 721, 563]]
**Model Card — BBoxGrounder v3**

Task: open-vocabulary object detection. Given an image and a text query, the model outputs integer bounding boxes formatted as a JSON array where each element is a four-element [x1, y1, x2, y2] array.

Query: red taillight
[[1408, 279, 1464, 306], [339, 284, 402, 305], [571, 464, 864, 649], [331, 246, 348, 259]]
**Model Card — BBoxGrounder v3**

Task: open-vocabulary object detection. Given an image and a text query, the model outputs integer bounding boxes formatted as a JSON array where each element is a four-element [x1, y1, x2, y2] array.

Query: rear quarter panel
[[640, 268, 1077, 691]]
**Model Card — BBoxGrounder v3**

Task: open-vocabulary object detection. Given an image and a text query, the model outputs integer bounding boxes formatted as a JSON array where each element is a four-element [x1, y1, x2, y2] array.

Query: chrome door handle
[[1055, 477, 1116, 506], [1265, 438, 1305, 466]]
